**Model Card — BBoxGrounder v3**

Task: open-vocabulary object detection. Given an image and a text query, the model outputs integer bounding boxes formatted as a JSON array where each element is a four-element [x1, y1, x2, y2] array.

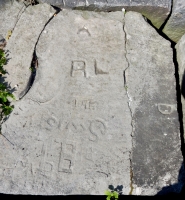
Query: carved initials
[[71, 59, 109, 77], [71, 60, 86, 77], [72, 99, 98, 110], [58, 140, 76, 174]]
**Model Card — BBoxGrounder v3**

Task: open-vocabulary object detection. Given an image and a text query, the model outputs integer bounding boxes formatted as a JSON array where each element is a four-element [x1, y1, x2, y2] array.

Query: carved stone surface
[[163, 0, 185, 43], [0, 9, 183, 195], [37, 0, 171, 28], [124, 12, 183, 195], [1, 10, 132, 195], [3, 3, 55, 100]]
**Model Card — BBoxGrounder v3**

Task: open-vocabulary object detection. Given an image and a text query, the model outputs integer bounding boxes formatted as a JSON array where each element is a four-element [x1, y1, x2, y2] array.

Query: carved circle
[[89, 119, 106, 136]]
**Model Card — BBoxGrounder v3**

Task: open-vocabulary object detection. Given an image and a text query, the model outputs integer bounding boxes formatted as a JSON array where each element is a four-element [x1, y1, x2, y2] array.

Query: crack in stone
[[0, 133, 14, 146], [129, 156, 134, 195], [172, 43, 185, 160], [11, 2, 29, 35], [159, 0, 173, 31], [19, 6, 62, 100], [96, 171, 109, 177], [122, 13, 134, 195]]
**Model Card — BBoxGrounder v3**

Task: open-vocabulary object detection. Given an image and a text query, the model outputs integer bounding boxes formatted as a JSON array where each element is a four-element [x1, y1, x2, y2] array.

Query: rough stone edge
[[162, 0, 185, 43], [36, 0, 172, 29]]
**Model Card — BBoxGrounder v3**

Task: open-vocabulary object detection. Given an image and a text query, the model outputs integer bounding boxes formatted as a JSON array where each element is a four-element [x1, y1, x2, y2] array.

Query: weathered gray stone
[[176, 34, 185, 139], [0, 9, 183, 195], [37, 0, 171, 29], [0, 0, 26, 40], [107, 0, 171, 29], [124, 12, 183, 195], [163, 0, 185, 43], [1, 10, 132, 195], [3, 3, 55, 100]]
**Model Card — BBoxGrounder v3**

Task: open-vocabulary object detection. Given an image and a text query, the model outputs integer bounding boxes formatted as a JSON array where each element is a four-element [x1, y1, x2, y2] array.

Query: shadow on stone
[[181, 70, 185, 100], [155, 162, 185, 196]]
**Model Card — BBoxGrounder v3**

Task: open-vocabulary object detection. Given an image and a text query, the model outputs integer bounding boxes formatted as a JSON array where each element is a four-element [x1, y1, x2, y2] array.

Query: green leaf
[[2, 96, 7, 102], [106, 196, 111, 200], [113, 191, 119, 199], [0, 49, 15, 116], [105, 190, 111, 195], [1, 105, 13, 115], [0, 83, 6, 90], [8, 93, 15, 100]]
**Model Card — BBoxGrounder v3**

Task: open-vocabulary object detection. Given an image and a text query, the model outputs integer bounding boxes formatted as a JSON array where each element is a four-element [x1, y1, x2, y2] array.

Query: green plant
[[0, 49, 15, 116], [105, 190, 119, 200], [0, 50, 6, 74]]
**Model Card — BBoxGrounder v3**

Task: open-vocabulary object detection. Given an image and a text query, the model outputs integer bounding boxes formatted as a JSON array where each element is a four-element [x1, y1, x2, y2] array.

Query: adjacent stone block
[[124, 12, 183, 195], [37, 0, 171, 29], [3, 3, 55, 100], [163, 0, 185, 43]]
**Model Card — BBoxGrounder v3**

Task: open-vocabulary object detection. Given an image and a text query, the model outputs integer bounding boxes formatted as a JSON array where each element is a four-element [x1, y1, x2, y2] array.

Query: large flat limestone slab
[[0, 9, 183, 195], [0, 10, 132, 195]]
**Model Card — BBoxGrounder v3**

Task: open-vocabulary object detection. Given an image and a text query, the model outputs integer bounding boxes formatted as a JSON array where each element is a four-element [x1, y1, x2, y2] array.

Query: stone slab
[[1, 10, 132, 195], [163, 0, 185, 43], [3, 3, 55, 100], [124, 12, 183, 195], [37, 0, 171, 29], [0, 9, 183, 195]]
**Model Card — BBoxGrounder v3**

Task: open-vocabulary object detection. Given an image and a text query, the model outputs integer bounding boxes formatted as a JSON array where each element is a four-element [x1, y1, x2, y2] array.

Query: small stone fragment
[[163, 0, 185, 43]]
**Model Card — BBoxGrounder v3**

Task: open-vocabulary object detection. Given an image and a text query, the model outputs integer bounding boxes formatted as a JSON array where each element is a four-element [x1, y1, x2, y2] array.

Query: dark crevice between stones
[[34, 0, 39, 5], [159, 0, 173, 31], [172, 44, 185, 161], [145, 16, 185, 195], [51, 5, 62, 13], [19, 7, 62, 100]]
